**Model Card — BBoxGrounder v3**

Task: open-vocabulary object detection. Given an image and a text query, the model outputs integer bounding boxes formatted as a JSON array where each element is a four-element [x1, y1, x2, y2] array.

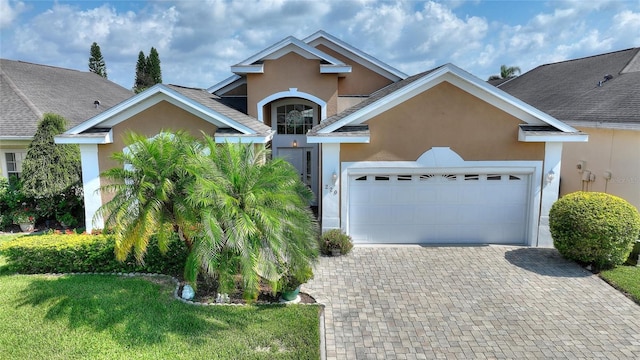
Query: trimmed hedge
[[0, 233, 188, 276], [550, 192, 640, 269]]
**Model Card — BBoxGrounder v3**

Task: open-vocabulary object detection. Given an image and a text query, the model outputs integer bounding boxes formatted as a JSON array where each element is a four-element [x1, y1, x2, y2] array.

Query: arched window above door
[[276, 103, 314, 134]]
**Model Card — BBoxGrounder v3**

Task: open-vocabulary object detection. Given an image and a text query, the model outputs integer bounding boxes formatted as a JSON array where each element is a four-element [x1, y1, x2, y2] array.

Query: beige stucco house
[[56, 31, 588, 246], [499, 48, 640, 211]]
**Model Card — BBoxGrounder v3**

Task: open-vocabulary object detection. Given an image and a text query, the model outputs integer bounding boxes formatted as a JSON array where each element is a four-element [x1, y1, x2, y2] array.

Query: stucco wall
[[560, 127, 640, 209], [246, 52, 338, 118], [97, 100, 218, 204], [314, 44, 395, 96], [340, 82, 545, 162]]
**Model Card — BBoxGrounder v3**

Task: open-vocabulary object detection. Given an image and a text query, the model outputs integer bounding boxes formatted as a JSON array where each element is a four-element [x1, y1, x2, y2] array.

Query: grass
[[600, 265, 640, 304], [0, 273, 320, 359]]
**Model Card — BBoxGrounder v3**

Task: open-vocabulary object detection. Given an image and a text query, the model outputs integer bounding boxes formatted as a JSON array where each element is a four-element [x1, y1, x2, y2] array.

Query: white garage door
[[348, 171, 530, 244]]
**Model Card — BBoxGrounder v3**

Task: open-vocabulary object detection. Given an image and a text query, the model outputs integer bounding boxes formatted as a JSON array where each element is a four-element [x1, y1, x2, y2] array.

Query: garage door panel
[[348, 171, 529, 245]]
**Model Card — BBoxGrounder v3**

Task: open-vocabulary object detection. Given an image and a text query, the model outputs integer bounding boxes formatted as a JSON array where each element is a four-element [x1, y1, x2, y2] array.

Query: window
[[4, 151, 27, 184], [276, 104, 314, 134]]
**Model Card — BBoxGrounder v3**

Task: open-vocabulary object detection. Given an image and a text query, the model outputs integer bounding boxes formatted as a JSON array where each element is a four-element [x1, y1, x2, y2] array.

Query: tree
[[133, 51, 150, 93], [21, 113, 81, 198], [96, 131, 319, 301], [88, 42, 107, 78], [133, 47, 162, 93], [147, 47, 162, 85], [188, 136, 319, 300], [97, 131, 200, 262], [488, 64, 521, 81]]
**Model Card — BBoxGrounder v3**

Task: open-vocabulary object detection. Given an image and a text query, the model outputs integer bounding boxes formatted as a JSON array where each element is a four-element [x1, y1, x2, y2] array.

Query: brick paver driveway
[[303, 246, 640, 359]]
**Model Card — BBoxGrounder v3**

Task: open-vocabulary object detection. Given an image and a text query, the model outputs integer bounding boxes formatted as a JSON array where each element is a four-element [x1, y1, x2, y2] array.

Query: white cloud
[[2, 0, 638, 89], [0, 0, 25, 29]]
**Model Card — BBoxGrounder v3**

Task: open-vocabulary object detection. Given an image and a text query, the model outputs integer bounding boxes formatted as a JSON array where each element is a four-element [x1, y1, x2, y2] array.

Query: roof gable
[[309, 64, 583, 142], [230, 35, 351, 75], [58, 84, 272, 144], [304, 30, 407, 81]]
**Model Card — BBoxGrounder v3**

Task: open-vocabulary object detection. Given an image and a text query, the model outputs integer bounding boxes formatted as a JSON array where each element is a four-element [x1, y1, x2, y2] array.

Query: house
[[498, 48, 640, 210], [0, 59, 133, 181], [55, 31, 587, 247]]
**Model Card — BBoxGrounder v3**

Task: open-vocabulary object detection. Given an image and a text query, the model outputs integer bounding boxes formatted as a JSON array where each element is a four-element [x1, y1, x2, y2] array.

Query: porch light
[[331, 171, 338, 184], [292, 140, 298, 147], [546, 170, 555, 184]]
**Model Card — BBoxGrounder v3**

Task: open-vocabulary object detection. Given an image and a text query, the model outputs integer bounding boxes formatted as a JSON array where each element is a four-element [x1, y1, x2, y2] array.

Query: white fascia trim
[[307, 136, 370, 144], [564, 121, 640, 131], [54, 130, 113, 144], [304, 30, 408, 80], [320, 65, 352, 74], [257, 89, 327, 122], [319, 64, 579, 135], [207, 74, 242, 93], [230, 64, 264, 74], [65, 84, 255, 136], [0, 136, 32, 141], [214, 133, 273, 144], [235, 36, 347, 69], [518, 131, 589, 143]]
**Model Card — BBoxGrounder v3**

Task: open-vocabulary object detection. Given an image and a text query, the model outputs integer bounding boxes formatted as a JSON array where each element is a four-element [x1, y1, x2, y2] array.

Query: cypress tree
[[134, 50, 150, 93], [147, 47, 162, 85], [88, 42, 107, 78], [21, 113, 81, 198]]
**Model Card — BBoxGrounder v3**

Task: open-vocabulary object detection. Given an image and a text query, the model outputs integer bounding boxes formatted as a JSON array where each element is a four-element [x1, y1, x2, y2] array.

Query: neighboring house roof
[[498, 48, 640, 130], [56, 84, 273, 144], [308, 63, 587, 143], [0, 58, 132, 139]]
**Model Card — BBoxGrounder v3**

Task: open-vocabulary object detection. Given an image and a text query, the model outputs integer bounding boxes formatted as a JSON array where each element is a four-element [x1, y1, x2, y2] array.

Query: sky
[[1, 0, 639, 90]]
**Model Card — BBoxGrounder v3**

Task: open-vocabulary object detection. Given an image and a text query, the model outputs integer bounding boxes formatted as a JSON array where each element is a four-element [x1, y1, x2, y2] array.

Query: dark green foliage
[[134, 51, 150, 93], [0, 177, 30, 229], [550, 192, 640, 269], [0, 233, 187, 275], [21, 113, 81, 198], [319, 229, 353, 255], [133, 47, 161, 93], [147, 47, 162, 84], [488, 64, 521, 80], [88, 42, 107, 78]]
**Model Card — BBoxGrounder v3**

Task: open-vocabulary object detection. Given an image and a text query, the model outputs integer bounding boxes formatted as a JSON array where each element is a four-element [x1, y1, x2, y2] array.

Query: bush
[[550, 192, 640, 269], [0, 233, 188, 276], [319, 229, 353, 255]]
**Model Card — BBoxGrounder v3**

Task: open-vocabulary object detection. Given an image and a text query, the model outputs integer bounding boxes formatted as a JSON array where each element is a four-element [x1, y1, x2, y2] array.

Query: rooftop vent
[[598, 74, 613, 87], [94, 100, 100, 109]]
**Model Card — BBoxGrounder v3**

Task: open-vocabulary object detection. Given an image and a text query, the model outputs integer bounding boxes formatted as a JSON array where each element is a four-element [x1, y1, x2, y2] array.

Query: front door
[[270, 99, 319, 205], [278, 148, 313, 188]]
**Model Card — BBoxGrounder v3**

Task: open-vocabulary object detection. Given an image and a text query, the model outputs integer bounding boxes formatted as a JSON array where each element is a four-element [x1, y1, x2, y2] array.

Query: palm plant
[[96, 131, 201, 265], [488, 64, 521, 80], [186, 136, 319, 301], [97, 131, 319, 301]]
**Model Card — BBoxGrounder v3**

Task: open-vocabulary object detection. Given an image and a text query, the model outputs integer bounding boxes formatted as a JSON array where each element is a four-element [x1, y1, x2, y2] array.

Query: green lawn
[[0, 274, 320, 360], [600, 265, 640, 304]]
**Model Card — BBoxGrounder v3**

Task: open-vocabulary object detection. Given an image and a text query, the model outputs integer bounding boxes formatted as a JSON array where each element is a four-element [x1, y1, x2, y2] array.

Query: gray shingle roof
[[0, 59, 133, 138], [166, 84, 271, 136], [498, 48, 640, 126], [308, 66, 442, 135]]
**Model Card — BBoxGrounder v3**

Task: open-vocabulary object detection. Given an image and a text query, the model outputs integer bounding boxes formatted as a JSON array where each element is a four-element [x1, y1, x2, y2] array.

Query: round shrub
[[549, 192, 640, 269], [319, 229, 353, 255]]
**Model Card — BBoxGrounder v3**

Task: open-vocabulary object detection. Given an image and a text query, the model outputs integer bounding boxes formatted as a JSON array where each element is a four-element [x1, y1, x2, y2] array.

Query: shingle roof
[[165, 84, 271, 137], [0, 59, 133, 138], [498, 48, 640, 127], [308, 66, 442, 135]]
